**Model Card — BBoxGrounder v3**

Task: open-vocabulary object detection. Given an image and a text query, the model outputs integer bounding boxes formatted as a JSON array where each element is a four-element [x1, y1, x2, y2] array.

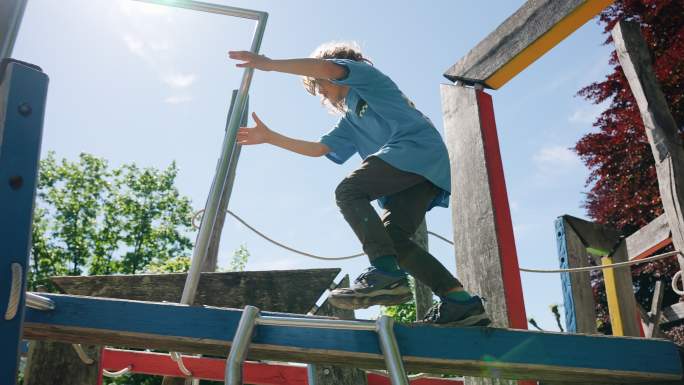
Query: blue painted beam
[[0, 59, 49, 385], [23, 293, 683, 383]]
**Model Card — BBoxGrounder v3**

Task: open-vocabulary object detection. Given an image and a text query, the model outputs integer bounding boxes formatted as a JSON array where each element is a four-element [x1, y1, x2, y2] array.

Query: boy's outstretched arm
[[228, 51, 346, 80], [238, 112, 330, 157]]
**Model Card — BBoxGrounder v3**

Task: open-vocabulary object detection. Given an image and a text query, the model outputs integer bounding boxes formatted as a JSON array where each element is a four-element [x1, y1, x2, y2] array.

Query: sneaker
[[422, 296, 491, 327], [328, 267, 412, 310]]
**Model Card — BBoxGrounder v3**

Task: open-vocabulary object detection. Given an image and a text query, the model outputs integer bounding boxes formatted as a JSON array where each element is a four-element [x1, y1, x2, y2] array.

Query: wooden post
[[555, 215, 640, 336], [312, 276, 368, 385], [412, 220, 433, 320], [612, 20, 684, 275], [0, 0, 28, 60], [441, 84, 528, 385], [0, 60, 48, 385], [555, 216, 598, 334]]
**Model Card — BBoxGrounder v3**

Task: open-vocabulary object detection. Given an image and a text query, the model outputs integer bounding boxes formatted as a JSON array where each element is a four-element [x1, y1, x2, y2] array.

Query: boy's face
[[316, 79, 348, 106]]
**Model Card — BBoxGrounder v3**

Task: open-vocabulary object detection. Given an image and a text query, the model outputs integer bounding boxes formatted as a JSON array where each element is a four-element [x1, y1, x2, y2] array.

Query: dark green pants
[[334, 156, 462, 296]]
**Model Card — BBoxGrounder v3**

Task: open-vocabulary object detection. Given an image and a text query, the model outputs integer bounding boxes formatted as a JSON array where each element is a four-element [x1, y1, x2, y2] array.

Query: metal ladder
[[225, 305, 410, 385]]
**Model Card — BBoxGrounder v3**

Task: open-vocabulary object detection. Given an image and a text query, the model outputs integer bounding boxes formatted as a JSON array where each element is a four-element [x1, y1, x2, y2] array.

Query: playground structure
[[3, 0, 684, 385]]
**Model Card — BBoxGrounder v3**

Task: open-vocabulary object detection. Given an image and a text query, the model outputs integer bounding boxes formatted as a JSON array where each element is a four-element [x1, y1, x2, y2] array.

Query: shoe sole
[[437, 312, 491, 327], [328, 290, 413, 310]]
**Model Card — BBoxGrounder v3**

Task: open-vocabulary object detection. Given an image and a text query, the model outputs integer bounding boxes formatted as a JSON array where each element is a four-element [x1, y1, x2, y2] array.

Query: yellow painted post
[[602, 256, 624, 336]]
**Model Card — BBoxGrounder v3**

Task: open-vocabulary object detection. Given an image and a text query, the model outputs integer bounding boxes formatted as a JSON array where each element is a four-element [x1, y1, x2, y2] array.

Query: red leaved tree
[[574, 0, 684, 341]]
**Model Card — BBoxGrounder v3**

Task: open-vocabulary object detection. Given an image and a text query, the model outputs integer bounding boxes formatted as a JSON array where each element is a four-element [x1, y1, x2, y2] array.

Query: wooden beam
[[51, 269, 339, 314], [0, 0, 27, 59], [101, 348, 463, 385], [555, 216, 640, 336], [444, 0, 612, 89], [626, 214, 672, 260], [0, 60, 49, 385], [555, 216, 597, 334], [22, 294, 684, 383], [442, 84, 529, 385], [312, 275, 367, 385], [663, 302, 684, 324], [612, 20, 684, 275], [645, 280, 665, 338]]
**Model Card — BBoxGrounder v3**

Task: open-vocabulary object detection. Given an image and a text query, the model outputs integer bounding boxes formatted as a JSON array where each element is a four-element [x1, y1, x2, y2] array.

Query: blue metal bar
[[0, 59, 49, 385]]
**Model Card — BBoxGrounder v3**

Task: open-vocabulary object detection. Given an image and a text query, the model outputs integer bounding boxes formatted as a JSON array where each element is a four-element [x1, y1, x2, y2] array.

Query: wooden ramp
[[23, 294, 683, 384]]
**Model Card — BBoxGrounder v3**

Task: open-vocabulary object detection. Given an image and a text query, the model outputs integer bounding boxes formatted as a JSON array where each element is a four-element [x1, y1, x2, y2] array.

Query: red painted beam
[[102, 348, 463, 385]]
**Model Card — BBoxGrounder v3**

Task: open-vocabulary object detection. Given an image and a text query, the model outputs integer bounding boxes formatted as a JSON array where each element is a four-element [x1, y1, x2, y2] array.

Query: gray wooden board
[[612, 21, 684, 274], [608, 242, 641, 336], [51, 268, 340, 314], [625, 214, 671, 260], [313, 275, 368, 385], [557, 216, 597, 334], [23, 342, 100, 385], [441, 84, 513, 385], [443, 0, 584, 86]]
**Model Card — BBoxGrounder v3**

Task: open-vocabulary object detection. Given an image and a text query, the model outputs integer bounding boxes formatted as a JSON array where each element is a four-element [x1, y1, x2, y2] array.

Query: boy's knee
[[384, 222, 411, 243], [334, 178, 364, 205]]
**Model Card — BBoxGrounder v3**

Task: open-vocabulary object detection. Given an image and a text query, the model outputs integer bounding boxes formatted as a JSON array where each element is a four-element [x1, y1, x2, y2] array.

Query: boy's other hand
[[228, 51, 272, 71], [237, 112, 271, 145]]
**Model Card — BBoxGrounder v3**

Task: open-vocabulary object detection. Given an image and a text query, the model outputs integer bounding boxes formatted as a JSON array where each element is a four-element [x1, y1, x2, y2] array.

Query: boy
[[229, 42, 490, 326]]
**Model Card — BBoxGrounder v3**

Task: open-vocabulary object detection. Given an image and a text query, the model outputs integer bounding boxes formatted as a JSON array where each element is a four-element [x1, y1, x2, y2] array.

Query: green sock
[[446, 289, 472, 302], [371, 255, 401, 274]]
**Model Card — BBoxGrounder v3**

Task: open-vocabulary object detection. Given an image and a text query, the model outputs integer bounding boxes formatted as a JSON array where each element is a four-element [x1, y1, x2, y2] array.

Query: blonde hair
[[302, 41, 372, 113]]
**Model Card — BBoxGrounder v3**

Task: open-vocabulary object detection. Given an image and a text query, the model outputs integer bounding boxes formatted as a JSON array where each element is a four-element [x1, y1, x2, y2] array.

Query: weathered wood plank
[[23, 342, 100, 385], [443, 0, 612, 89], [626, 214, 672, 260], [51, 268, 339, 314], [0, 0, 27, 60], [313, 276, 368, 385], [646, 280, 665, 338], [22, 294, 684, 383], [612, 20, 684, 275], [555, 216, 597, 334], [663, 302, 684, 324], [556, 215, 640, 336], [412, 220, 433, 320], [442, 84, 527, 385], [604, 242, 641, 336]]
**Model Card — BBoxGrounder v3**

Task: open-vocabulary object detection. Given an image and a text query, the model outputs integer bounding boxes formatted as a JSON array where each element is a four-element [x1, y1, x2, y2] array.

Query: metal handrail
[[225, 305, 260, 385], [26, 292, 55, 311], [376, 316, 409, 385]]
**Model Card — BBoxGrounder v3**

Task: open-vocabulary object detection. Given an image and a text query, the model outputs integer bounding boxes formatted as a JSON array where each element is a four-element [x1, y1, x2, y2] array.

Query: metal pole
[[25, 292, 55, 311], [225, 305, 259, 385], [257, 315, 375, 331], [0, 0, 28, 60], [376, 316, 409, 385], [180, 7, 268, 306], [307, 364, 318, 385]]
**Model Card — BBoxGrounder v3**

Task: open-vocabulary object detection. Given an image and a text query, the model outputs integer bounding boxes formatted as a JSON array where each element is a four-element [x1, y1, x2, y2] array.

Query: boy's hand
[[237, 112, 271, 145], [228, 51, 272, 71]]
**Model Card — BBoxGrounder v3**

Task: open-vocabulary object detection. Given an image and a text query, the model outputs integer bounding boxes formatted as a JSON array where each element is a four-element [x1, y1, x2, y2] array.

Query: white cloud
[[164, 95, 194, 104], [569, 104, 604, 124], [163, 73, 197, 88], [122, 34, 146, 59], [533, 146, 581, 172]]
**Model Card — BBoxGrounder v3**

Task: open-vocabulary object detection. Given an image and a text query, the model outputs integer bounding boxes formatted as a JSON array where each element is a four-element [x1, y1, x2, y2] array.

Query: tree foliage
[[29, 152, 194, 289], [573, 0, 684, 341]]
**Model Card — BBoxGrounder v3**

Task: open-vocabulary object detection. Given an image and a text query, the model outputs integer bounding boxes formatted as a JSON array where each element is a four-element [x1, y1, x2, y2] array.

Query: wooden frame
[[23, 294, 684, 383]]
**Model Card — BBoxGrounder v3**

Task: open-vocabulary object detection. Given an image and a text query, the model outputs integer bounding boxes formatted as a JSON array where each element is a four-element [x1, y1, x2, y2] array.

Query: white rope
[[672, 271, 684, 295], [170, 351, 193, 377], [103, 366, 132, 378], [72, 344, 95, 365], [519, 250, 682, 273], [4, 263, 22, 320], [192, 209, 364, 260], [192, 209, 682, 273]]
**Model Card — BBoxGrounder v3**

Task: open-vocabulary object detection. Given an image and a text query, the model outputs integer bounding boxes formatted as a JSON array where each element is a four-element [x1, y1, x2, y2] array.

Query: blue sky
[[14, 0, 613, 329]]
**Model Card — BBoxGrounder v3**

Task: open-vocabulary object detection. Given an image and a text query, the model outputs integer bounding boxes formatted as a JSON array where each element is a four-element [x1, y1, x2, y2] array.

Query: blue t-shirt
[[319, 58, 451, 211]]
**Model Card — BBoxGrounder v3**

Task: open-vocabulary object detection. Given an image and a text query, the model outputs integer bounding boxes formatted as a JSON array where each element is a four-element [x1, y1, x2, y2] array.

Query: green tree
[[29, 152, 194, 289]]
